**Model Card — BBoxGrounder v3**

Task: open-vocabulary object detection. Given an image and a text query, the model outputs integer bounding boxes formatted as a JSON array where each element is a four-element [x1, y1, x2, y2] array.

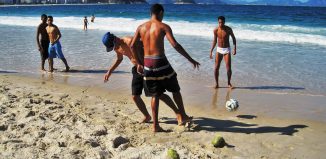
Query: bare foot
[[48, 69, 54, 73], [140, 115, 151, 123], [215, 84, 219, 89], [40, 69, 46, 72], [153, 125, 166, 132], [176, 113, 182, 125], [228, 84, 234, 89], [178, 115, 193, 126]]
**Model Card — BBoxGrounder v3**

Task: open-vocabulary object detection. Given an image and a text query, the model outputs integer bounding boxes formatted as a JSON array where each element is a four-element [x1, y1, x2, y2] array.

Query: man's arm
[[36, 25, 42, 51], [209, 28, 218, 59], [130, 26, 143, 66], [104, 53, 123, 82], [52, 25, 61, 44], [229, 28, 236, 55], [165, 25, 200, 69]]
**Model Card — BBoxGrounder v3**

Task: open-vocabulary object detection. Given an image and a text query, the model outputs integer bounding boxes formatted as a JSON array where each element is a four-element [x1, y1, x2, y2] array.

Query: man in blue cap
[[102, 32, 184, 124]]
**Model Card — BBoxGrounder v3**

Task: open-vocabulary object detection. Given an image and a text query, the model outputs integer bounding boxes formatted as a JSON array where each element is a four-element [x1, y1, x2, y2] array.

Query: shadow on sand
[[162, 116, 307, 136], [236, 115, 257, 119], [0, 70, 17, 74], [67, 69, 129, 74], [234, 86, 304, 91]]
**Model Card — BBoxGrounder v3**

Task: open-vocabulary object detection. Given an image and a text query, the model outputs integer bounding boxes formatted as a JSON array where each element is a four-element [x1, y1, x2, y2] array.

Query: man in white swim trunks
[[209, 16, 237, 88]]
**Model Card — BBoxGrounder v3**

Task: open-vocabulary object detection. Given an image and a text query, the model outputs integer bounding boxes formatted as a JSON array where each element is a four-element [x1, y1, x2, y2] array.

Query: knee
[[132, 95, 140, 101], [226, 67, 232, 72], [214, 65, 220, 70]]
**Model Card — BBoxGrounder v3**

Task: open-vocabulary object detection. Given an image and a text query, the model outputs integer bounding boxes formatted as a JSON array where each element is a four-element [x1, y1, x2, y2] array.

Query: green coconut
[[167, 148, 180, 159], [211, 135, 225, 148]]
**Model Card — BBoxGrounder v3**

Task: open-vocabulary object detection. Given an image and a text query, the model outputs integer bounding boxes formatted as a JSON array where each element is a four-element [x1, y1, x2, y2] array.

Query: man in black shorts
[[102, 32, 184, 123], [36, 14, 50, 71], [130, 4, 200, 132]]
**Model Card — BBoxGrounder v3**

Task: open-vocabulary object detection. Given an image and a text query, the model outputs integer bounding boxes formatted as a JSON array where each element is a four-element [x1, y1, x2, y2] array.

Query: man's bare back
[[114, 36, 137, 65], [138, 20, 167, 57]]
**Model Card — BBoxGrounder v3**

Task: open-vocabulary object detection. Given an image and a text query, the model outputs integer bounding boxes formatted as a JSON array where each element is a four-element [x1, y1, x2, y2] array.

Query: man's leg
[[131, 66, 151, 123], [224, 53, 232, 88], [215, 53, 223, 88], [159, 94, 182, 124], [151, 96, 163, 132], [41, 58, 46, 71], [41, 41, 49, 71], [132, 95, 151, 123], [172, 91, 192, 125], [48, 58, 54, 72], [61, 58, 70, 72]]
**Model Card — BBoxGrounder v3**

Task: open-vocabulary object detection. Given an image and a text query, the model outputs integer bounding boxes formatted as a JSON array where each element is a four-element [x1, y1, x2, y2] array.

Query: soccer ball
[[225, 99, 239, 111]]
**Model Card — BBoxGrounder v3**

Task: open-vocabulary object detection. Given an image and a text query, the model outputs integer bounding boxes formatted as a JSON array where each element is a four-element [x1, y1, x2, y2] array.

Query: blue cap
[[102, 32, 115, 52]]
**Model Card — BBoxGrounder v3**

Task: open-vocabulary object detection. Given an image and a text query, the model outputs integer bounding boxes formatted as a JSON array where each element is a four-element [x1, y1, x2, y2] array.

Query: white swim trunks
[[216, 47, 231, 55]]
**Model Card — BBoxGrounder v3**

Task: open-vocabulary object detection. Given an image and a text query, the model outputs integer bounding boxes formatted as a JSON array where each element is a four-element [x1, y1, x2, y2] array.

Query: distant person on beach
[[102, 32, 186, 124], [36, 14, 50, 71], [209, 16, 237, 89], [91, 14, 95, 23], [46, 16, 70, 72], [83, 16, 89, 30], [130, 4, 200, 132]]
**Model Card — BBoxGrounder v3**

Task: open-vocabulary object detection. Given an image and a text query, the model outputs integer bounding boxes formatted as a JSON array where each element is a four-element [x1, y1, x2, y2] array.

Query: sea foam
[[1, 16, 326, 46]]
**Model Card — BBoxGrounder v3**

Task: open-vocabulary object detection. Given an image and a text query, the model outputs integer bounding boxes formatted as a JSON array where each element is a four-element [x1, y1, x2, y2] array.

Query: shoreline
[[5, 70, 326, 123], [1, 73, 325, 158]]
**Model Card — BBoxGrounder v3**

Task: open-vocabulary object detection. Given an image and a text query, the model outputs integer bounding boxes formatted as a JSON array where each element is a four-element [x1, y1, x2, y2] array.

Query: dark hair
[[218, 16, 225, 22], [41, 14, 47, 19], [48, 16, 53, 19], [151, 3, 164, 16]]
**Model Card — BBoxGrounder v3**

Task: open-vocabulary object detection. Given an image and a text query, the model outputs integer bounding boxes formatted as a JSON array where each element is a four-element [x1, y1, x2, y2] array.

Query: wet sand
[[1, 73, 325, 158]]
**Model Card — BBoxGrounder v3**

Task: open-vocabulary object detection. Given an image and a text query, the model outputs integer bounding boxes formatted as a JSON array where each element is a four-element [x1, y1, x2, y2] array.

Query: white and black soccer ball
[[225, 99, 239, 111]]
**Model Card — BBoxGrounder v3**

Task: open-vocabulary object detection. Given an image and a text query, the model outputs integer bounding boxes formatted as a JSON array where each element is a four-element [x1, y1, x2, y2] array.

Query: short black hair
[[218, 16, 225, 22], [48, 16, 53, 19], [41, 14, 47, 19], [151, 3, 164, 16]]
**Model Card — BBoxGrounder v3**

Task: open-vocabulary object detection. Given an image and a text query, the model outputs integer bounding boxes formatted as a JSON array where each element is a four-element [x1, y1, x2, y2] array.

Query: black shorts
[[131, 66, 144, 95], [144, 74, 181, 97], [40, 40, 49, 60]]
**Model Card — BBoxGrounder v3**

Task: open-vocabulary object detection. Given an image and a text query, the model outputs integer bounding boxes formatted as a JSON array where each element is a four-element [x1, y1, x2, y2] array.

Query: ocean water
[[0, 4, 326, 97]]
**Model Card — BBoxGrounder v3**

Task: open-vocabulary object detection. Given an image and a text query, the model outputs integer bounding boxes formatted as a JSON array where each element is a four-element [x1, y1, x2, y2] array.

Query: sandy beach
[[1, 73, 325, 158]]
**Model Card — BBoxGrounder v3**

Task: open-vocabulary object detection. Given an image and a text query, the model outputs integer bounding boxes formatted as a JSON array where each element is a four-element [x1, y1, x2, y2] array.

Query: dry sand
[[0, 74, 325, 158]]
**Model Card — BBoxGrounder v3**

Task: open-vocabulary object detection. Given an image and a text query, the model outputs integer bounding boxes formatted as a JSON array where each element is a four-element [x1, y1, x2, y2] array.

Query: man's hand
[[191, 59, 200, 70], [233, 48, 236, 55], [137, 64, 144, 75], [209, 51, 213, 59], [104, 72, 110, 83]]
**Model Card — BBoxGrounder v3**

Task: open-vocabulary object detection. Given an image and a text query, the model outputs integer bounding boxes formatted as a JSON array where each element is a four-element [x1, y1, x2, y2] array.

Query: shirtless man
[[130, 4, 200, 132], [83, 16, 88, 30], [36, 14, 49, 71], [102, 32, 184, 124], [91, 14, 95, 23], [209, 16, 237, 89], [46, 16, 70, 72]]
